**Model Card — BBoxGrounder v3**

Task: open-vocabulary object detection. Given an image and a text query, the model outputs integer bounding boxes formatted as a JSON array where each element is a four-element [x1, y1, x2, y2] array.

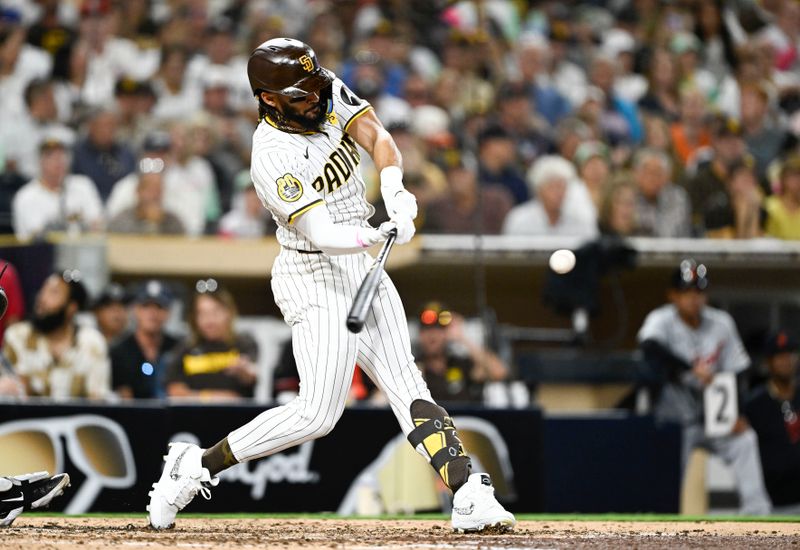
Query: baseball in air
[[549, 249, 576, 274]]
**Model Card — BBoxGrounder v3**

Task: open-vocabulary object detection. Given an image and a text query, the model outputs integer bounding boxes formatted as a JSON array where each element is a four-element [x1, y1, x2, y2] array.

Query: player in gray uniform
[[147, 38, 514, 532], [637, 259, 771, 514]]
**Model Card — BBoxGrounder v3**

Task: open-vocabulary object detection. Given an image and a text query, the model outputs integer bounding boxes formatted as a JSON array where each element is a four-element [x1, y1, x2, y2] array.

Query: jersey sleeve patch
[[277, 173, 304, 202]]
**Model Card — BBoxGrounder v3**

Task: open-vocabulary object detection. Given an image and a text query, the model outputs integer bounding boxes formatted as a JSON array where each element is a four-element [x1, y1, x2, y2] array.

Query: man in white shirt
[[12, 133, 103, 240]]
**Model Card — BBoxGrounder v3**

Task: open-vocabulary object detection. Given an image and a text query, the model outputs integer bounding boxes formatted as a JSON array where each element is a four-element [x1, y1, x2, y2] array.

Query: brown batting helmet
[[247, 38, 334, 98]]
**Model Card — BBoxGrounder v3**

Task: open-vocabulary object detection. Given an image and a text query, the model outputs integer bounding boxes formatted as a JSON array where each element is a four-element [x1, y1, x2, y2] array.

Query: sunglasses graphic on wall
[[0, 415, 136, 514]]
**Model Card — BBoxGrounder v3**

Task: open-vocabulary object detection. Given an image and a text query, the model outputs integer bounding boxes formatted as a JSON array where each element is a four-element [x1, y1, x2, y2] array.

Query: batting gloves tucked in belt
[[380, 166, 418, 221]]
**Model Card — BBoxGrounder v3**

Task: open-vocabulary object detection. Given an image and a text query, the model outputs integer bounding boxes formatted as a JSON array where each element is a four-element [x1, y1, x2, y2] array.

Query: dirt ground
[[1, 517, 798, 549]]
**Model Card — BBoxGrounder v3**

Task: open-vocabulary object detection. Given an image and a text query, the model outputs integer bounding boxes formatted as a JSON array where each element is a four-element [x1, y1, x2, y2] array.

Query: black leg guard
[[407, 399, 472, 493]]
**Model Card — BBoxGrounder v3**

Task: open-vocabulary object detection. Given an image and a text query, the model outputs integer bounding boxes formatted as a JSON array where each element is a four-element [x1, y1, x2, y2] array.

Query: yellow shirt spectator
[[764, 196, 800, 240]]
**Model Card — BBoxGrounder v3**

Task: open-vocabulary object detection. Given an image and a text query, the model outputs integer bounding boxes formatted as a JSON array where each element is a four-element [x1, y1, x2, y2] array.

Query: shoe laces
[[173, 477, 210, 508]]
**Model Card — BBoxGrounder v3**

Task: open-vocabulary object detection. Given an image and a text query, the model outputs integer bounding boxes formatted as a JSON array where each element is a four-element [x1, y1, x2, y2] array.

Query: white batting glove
[[380, 166, 418, 220], [386, 216, 415, 245]]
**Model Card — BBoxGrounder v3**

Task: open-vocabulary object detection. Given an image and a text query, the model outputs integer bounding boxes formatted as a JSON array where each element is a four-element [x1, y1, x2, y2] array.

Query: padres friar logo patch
[[277, 173, 303, 202], [299, 55, 314, 72]]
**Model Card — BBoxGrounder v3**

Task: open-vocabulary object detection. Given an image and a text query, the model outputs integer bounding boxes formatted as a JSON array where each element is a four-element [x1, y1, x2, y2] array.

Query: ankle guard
[[408, 399, 472, 492]]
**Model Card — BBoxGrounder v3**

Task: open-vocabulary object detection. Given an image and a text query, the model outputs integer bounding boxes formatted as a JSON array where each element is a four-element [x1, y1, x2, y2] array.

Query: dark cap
[[764, 330, 799, 357], [133, 280, 173, 308], [115, 77, 155, 97], [670, 259, 709, 291], [142, 131, 171, 152], [419, 301, 453, 329], [93, 282, 128, 309], [478, 124, 511, 146]]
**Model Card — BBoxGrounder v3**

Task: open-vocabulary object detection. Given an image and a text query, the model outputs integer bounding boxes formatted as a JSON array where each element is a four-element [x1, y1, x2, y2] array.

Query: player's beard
[[31, 304, 69, 334], [282, 100, 327, 132]]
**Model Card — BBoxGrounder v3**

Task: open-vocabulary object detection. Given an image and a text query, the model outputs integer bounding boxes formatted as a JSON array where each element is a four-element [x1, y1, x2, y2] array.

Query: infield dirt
[[1, 517, 798, 549]]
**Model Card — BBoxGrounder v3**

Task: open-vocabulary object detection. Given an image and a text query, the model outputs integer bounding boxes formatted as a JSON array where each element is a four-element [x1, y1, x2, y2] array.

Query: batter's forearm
[[371, 131, 402, 173], [294, 203, 383, 255]]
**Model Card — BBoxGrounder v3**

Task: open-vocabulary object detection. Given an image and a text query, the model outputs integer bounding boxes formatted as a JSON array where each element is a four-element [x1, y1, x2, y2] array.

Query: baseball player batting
[[147, 38, 514, 533]]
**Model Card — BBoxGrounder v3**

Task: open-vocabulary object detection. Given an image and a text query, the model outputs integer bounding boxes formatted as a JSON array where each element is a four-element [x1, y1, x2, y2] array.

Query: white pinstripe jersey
[[250, 77, 374, 251]]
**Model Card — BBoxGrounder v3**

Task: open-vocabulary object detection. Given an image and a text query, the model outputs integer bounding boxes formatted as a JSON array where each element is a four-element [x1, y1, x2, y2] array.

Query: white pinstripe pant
[[228, 249, 433, 462]]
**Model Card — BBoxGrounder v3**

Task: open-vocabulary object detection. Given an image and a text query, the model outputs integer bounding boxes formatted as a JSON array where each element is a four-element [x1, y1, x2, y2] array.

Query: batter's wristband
[[380, 166, 404, 198]]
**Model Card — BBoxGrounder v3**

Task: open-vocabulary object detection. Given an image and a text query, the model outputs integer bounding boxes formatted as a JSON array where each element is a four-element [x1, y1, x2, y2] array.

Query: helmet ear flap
[[319, 83, 333, 113]]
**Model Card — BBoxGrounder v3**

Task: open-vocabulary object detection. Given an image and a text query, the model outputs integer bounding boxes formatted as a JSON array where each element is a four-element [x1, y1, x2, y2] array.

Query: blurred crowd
[[0, 270, 512, 407], [1, 0, 799, 241]]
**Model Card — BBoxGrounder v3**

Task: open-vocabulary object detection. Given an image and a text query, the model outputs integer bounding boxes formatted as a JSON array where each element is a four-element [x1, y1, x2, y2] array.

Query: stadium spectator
[[423, 158, 512, 235], [632, 148, 691, 237], [740, 82, 788, 187], [587, 53, 643, 145], [670, 32, 722, 107], [514, 35, 572, 128], [599, 174, 638, 238], [0, 270, 110, 400], [166, 280, 258, 401], [218, 172, 274, 238], [744, 330, 800, 514], [602, 29, 647, 104], [504, 155, 597, 238], [107, 156, 186, 236], [493, 81, 553, 170], [151, 45, 200, 121], [682, 115, 748, 232], [0, 10, 53, 125], [12, 132, 103, 241], [764, 156, 800, 240], [637, 260, 771, 515], [113, 78, 158, 150], [477, 125, 528, 205], [106, 126, 218, 236], [670, 87, 712, 168], [91, 282, 129, 345], [413, 302, 508, 405], [572, 140, 611, 210], [184, 17, 251, 112], [71, 0, 158, 107], [703, 156, 764, 239], [111, 280, 178, 400], [0, 78, 69, 180], [71, 106, 136, 201], [166, 121, 220, 235], [553, 117, 593, 163], [638, 48, 681, 122]]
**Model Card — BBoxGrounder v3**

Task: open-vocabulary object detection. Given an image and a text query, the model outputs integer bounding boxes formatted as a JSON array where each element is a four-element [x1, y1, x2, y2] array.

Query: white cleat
[[451, 473, 516, 533], [147, 442, 218, 529]]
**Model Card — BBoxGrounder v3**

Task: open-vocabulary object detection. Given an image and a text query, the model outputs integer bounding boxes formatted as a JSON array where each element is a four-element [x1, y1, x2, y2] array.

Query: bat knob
[[346, 316, 364, 334]]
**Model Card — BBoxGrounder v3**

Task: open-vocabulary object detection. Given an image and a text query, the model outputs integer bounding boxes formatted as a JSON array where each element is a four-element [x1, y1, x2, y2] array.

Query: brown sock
[[201, 438, 238, 476]]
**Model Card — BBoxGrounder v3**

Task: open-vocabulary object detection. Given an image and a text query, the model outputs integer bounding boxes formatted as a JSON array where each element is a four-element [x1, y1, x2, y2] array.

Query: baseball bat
[[346, 228, 397, 334]]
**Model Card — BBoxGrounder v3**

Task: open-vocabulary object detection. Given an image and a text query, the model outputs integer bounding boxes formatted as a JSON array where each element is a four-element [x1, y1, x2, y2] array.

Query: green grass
[[26, 512, 800, 523]]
